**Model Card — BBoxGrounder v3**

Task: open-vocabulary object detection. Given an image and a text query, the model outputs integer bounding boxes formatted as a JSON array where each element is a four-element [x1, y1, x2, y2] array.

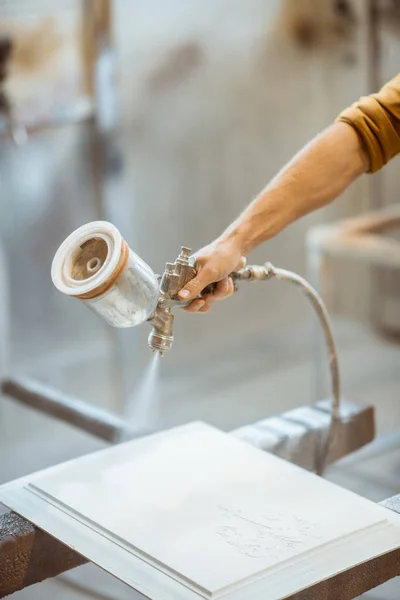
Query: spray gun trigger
[[199, 276, 239, 298]]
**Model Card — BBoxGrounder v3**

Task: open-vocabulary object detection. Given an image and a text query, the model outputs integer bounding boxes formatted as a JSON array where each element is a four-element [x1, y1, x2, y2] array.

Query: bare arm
[[179, 121, 369, 312], [224, 121, 368, 254]]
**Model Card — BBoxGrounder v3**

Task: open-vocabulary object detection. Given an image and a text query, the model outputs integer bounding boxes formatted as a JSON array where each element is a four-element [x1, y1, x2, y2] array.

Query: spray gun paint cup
[[51, 221, 202, 355], [51, 221, 160, 328]]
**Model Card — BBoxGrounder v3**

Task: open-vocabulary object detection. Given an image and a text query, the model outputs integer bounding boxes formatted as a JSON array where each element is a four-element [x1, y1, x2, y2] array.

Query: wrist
[[219, 220, 252, 257], [219, 193, 288, 256]]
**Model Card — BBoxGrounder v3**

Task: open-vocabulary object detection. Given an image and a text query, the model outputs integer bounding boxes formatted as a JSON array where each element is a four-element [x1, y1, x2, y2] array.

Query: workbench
[[0, 376, 395, 600]]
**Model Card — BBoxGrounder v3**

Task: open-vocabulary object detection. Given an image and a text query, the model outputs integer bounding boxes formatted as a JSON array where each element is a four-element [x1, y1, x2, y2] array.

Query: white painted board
[[1, 422, 400, 600]]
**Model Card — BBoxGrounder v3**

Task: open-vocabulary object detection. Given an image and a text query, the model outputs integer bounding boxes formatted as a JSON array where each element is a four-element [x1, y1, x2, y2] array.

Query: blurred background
[[0, 1, 400, 598]]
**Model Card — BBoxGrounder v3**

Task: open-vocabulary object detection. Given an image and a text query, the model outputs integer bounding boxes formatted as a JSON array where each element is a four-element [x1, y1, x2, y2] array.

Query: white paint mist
[[121, 352, 162, 440]]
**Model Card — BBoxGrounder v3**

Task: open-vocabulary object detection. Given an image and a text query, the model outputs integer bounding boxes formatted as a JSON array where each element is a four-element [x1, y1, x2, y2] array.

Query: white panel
[[2, 422, 400, 600]]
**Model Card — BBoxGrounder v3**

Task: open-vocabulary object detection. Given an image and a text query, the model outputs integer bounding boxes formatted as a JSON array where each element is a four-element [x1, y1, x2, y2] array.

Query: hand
[[178, 238, 246, 313]]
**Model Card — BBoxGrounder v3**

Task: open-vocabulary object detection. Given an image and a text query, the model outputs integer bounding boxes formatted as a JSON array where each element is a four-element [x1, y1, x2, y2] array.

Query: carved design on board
[[216, 505, 322, 559]]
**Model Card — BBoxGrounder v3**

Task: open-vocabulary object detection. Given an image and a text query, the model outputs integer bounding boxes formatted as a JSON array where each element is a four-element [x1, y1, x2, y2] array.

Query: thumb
[[179, 270, 211, 301]]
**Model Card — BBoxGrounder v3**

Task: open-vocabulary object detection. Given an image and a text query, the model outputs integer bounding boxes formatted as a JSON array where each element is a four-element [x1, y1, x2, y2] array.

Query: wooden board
[[1, 422, 400, 600]]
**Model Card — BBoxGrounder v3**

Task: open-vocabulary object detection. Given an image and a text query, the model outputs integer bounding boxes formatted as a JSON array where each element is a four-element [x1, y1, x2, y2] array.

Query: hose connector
[[233, 263, 274, 282]]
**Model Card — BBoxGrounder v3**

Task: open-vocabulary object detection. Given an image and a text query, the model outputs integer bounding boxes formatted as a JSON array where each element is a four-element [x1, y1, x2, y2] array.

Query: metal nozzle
[[147, 301, 175, 356], [146, 246, 196, 355], [148, 331, 173, 356]]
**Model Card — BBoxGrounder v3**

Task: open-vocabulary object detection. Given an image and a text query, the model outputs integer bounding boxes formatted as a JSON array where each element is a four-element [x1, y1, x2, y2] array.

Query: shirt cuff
[[336, 96, 399, 174]]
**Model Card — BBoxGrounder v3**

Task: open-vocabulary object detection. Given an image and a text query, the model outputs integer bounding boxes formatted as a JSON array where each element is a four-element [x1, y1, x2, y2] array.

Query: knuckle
[[193, 300, 205, 312], [206, 266, 220, 281]]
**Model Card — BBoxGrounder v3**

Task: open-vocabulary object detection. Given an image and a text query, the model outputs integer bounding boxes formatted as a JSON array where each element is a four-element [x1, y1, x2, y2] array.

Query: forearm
[[222, 122, 369, 255], [180, 76, 400, 310]]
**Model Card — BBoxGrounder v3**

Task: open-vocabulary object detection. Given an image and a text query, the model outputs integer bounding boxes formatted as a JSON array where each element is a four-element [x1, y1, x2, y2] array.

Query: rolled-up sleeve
[[336, 74, 400, 173]]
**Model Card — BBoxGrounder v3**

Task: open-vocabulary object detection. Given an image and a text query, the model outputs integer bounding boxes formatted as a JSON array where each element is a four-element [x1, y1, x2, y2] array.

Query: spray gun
[[51, 222, 215, 355], [51, 221, 340, 473]]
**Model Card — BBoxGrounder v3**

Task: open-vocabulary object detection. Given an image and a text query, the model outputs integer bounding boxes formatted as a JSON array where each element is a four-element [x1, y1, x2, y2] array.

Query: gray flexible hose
[[233, 262, 340, 475], [267, 264, 340, 475]]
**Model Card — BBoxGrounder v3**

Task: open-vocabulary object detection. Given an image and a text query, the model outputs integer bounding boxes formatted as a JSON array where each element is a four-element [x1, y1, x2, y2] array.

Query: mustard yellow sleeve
[[336, 74, 400, 173]]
